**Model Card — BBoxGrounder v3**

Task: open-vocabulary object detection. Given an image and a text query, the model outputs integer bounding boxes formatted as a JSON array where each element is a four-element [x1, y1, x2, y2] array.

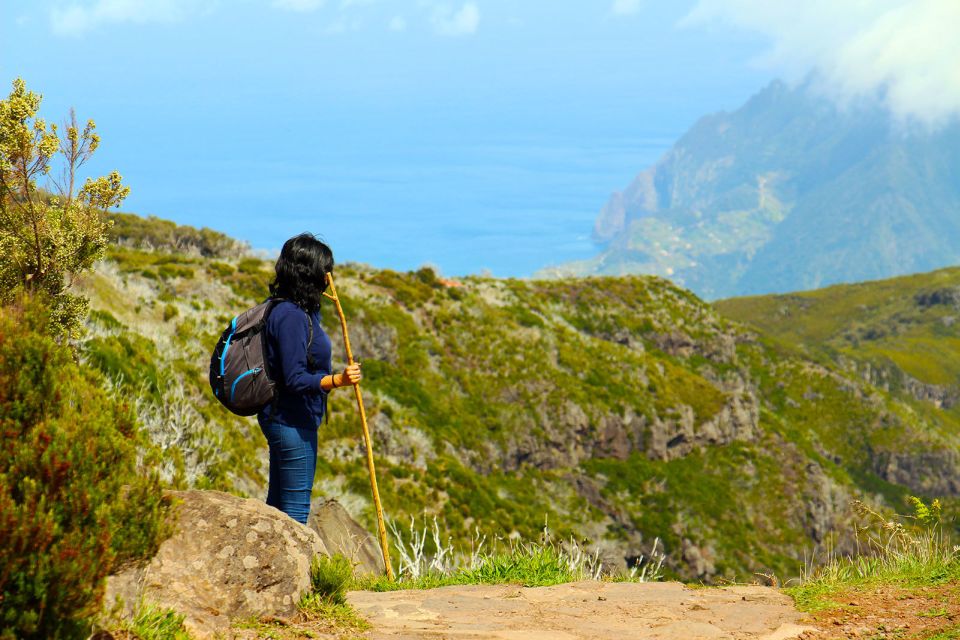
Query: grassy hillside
[[77, 214, 960, 583], [716, 267, 960, 422]]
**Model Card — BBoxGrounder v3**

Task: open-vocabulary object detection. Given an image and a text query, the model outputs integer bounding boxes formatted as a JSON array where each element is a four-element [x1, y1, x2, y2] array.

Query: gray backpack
[[209, 299, 315, 416]]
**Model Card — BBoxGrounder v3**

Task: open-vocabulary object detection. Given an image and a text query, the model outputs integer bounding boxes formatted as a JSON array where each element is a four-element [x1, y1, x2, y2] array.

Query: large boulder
[[105, 490, 328, 638], [308, 498, 384, 576]]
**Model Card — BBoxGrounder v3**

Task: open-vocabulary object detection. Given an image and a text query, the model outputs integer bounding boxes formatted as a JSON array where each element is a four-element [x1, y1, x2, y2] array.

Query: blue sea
[[116, 112, 674, 278]]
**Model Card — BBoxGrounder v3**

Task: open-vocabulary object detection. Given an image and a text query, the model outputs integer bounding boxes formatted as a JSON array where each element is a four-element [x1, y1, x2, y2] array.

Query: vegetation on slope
[[0, 78, 173, 640], [77, 213, 960, 584], [788, 498, 960, 639], [716, 267, 960, 450], [0, 297, 172, 638]]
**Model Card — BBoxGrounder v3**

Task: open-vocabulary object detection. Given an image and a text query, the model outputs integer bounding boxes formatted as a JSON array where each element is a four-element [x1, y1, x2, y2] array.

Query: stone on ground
[[308, 498, 383, 576], [104, 490, 328, 638]]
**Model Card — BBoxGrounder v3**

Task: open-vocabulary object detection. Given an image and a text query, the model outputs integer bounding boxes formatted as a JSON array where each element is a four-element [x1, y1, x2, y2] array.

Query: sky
[[3, 1, 956, 276]]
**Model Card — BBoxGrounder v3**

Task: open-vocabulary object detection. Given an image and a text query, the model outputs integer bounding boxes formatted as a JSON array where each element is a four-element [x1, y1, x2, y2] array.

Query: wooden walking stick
[[323, 272, 395, 581]]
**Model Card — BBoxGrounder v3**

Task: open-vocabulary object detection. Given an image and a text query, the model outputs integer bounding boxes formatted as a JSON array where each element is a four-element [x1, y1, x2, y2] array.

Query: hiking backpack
[[209, 298, 315, 416]]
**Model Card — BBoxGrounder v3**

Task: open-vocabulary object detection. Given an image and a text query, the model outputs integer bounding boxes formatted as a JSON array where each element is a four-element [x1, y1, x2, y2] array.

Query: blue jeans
[[260, 421, 318, 524]]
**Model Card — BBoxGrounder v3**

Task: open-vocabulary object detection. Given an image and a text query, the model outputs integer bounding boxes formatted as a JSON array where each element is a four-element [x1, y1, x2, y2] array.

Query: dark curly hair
[[269, 233, 335, 312]]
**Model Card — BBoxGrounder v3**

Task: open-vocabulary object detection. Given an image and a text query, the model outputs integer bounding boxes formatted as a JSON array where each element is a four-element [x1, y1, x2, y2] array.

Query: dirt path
[[347, 581, 815, 640]]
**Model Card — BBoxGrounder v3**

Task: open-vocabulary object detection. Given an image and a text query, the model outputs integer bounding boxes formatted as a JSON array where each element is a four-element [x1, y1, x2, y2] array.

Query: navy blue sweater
[[257, 300, 333, 429]]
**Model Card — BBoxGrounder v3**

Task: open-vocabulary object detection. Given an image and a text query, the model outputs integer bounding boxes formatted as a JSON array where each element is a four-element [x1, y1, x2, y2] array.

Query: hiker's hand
[[342, 362, 362, 386]]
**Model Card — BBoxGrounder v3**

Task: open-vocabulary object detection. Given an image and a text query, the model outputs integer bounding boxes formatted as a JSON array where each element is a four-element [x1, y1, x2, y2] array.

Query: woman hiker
[[259, 232, 362, 524]]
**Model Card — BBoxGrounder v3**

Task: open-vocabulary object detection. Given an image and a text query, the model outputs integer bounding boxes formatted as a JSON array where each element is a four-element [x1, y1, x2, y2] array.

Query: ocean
[[117, 115, 673, 278]]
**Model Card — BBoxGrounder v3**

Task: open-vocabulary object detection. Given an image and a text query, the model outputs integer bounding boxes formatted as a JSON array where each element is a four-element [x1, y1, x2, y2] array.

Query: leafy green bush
[[83, 332, 162, 396], [0, 297, 171, 639], [157, 264, 194, 281], [0, 79, 129, 338]]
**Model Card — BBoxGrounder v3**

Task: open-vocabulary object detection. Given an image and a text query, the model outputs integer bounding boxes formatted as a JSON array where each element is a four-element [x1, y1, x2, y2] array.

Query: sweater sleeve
[[272, 307, 325, 394]]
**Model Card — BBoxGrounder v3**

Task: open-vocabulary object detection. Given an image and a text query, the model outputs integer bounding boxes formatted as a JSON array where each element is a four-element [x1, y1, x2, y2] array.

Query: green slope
[[79, 214, 960, 583], [715, 266, 960, 403]]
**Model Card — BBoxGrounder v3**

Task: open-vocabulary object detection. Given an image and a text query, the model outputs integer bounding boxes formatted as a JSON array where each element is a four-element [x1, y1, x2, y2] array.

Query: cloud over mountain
[[687, 0, 960, 126]]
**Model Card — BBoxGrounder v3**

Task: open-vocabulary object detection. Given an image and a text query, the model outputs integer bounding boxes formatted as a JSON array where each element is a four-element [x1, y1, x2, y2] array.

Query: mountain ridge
[[542, 80, 960, 299]]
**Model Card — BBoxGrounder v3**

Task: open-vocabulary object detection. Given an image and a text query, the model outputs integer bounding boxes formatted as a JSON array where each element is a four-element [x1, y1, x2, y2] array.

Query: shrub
[[0, 297, 171, 639], [0, 79, 129, 337], [83, 333, 162, 397], [108, 211, 245, 259]]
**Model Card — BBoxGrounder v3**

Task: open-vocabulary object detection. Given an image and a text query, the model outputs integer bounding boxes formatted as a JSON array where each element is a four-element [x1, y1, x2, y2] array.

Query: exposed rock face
[[105, 490, 328, 638], [796, 461, 855, 552], [914, 287, 960, 309], [901, 377, 959, 410], [874, 450, 960, 496], [330, 315, 398, 365], [647, 391, 759, 461], [851, 359, 959, 410], [308, 498, 384, 576], [513, 364, 760, 468]]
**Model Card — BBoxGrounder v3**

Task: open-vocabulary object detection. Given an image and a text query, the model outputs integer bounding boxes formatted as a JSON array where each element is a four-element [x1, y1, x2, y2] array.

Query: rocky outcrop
[[901, 376, 959, 410], [498, 378, 759, 470], [850, 359, 959, 410], [308, 498, 384, 576], [874, 449, 960, 496], [914, 287, 960, 309], [105, 490, 328, 638], [647, 390, 759, 461], [331, 314, 398, 365]]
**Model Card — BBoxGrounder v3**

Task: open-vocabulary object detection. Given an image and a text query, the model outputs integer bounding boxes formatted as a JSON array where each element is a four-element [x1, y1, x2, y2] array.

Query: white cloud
[[611, 0, 642, 16], [272, 0, 325, 10], [50, 0, 201, 35], [686, 0, 960, 126], [388, 15, 407, 31], [430, 2, 479, 37]]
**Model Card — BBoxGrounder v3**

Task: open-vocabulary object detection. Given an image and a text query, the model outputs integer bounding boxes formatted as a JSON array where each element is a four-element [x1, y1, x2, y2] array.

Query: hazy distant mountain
[[541, 80, 960, 299]]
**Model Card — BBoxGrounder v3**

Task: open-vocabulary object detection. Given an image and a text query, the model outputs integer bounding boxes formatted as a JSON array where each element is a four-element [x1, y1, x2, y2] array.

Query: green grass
[[786, 499, 960, 613], [360, 544, 582, 592], [355, 530, 655, 593], [292, 555, 372, 638], [306, 554, 354, 605], [716, 267, 960, 390], [104, 600, 192, 640], [297, 598, 371, 633]]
